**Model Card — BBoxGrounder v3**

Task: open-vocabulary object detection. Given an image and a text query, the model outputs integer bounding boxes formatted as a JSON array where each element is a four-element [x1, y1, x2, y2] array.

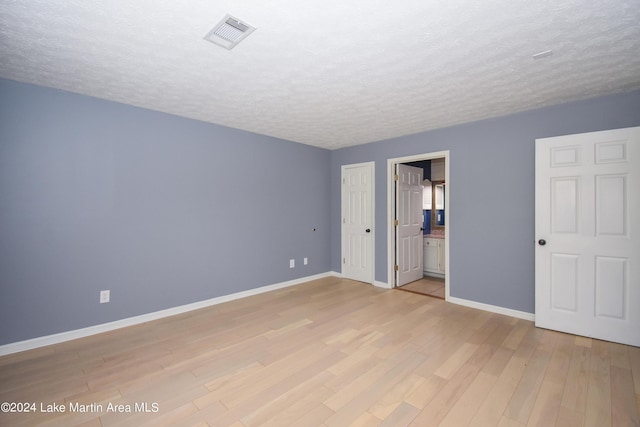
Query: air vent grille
[[204, 15, 255, 50]]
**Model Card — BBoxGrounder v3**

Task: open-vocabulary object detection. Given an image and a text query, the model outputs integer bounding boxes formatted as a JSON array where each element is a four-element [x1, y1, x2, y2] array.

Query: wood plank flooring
[[398, 277, 445, 299], [1, 276, 638, 426]]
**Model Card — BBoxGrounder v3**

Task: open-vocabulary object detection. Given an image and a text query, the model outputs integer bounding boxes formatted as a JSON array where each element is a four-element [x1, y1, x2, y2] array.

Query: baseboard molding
[[448, 296, 535, 321], [1, 274, 535, 356], [329, 270, 390, 289], [0, 272, 333, 356], [373, 280, 391, 289]]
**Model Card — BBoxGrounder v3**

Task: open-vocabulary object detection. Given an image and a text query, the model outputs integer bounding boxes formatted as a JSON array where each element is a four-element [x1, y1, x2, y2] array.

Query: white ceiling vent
[[204, 14, 256, 50]]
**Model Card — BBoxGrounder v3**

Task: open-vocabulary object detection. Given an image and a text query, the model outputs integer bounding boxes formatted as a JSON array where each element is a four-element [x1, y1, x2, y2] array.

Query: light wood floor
[[398, 277, 445, 299], [1, 277, 639, 427]]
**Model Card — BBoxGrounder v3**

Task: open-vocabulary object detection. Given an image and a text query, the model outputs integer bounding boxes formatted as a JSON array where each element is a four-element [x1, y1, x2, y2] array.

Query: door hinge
[[394, 174, 399, 181], [343, 258, 346, 264], [394, 219, 398, 227], [394, 265, 399, 272]]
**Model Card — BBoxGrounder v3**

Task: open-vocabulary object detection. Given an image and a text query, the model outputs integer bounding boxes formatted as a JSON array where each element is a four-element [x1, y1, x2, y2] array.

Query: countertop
[[423, 234, 445, 239]]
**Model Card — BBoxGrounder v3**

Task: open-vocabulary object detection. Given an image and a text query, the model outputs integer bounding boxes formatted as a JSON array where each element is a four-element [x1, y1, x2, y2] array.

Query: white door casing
[[341, 162, 374, 284], [535, 126, 639, 347], [395, 164, 424, 286], [387, 151, 449, 295]]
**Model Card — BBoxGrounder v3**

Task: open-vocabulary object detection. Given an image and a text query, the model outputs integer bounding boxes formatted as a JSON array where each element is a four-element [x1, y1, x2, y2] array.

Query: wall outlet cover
[[100, 290, 110, 304]]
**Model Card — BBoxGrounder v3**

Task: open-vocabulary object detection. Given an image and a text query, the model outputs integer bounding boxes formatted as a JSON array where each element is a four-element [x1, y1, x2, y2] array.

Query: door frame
[[341, 161, 375, 285], [387, 151, 450, 299]]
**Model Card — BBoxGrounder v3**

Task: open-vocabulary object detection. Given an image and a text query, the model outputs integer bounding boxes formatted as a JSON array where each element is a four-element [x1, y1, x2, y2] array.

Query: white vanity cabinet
[[423, 237, 445, 275]]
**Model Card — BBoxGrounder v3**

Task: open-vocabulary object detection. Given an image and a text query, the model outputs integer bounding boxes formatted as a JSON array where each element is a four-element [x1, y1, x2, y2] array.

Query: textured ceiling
[[1, 0, 639, 149]]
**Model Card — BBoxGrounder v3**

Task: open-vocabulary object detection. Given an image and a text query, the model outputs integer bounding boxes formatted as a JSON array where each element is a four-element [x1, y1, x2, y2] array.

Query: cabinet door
[[437, 240, 446, 274], [424, 239, 439, 272], [431, 158, 445, 181]]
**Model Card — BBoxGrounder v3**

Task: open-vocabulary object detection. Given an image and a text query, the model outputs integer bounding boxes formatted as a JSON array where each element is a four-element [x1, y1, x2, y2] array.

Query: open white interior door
[[535, 126, 639, 346], [395, 164, 424, 287]]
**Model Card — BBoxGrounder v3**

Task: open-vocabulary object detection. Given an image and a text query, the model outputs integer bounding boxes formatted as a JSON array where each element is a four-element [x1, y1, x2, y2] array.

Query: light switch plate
[[100, 290, 110, 304]]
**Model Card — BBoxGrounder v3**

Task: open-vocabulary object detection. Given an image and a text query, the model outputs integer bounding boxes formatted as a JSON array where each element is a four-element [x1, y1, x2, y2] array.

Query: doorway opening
[[397, 276, 446, 299], [387, 151, 449, 300]]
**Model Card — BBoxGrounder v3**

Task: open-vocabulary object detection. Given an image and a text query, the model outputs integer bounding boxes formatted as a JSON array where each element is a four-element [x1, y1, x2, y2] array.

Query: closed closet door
[[342, 162, 374, 284]]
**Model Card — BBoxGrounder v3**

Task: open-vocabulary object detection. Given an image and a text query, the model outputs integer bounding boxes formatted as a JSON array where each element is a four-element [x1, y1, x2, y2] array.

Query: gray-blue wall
[[330, 89, 640, 314], [0, 79, 331, 345], [2, 78, 640, 346]]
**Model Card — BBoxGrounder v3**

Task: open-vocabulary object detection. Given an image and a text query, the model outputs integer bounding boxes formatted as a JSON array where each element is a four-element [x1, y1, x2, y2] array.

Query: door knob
[[365, 228, 371, 233], [538, 239, 546, 246]]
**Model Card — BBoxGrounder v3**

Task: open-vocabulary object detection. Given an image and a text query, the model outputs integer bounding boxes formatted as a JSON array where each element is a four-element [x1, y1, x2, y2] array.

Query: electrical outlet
[[100, 290, 110, 304], [304, 257, 308, 265], [289, 259, 295, 268]]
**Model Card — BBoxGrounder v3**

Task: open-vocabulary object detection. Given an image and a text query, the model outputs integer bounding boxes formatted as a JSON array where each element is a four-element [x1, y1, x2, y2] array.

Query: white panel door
[[342, 163, 374, 283], [535, 126, 639, 346], [396, 164, 424, 286]]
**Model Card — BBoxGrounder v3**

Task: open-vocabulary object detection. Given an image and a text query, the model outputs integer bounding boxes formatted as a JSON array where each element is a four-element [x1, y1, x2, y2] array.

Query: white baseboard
[[0, 272, 333, 357], [1, 274, 535, 356], [373, 280, 391, 289], [329, 270, 390, 289], [448, 296, 535, 321]]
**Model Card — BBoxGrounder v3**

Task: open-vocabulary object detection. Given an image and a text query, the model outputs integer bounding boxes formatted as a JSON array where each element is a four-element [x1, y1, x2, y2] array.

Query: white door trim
[[341, 161, 375, 285], [387, 151, 450, 297]]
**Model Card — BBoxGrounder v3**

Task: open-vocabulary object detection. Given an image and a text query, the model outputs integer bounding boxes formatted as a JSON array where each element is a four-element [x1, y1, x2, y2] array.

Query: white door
[[342, 163, 374, 283], [535, 126, 639, 346], [395, 164, 424, 286]]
